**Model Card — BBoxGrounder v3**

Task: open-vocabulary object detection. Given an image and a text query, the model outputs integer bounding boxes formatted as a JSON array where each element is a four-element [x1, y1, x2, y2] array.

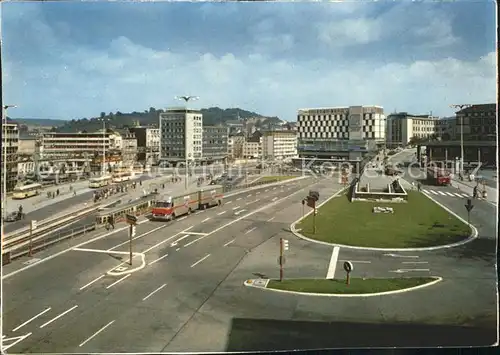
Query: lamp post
[[175, 96, 199, 190], [2, 104, 17, 245], [450, 104, 472, 176]]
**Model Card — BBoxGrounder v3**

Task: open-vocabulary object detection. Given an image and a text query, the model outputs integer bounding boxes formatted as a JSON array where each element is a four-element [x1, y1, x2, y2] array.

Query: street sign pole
[[301, 199, 305, 218], [129, 224, 133, 265], [125, 214, 138, 265], [279, 238, 283, 282], [465, 199, 474, 227], [343, 261, 353, 286], [313, 201, 316, 234]]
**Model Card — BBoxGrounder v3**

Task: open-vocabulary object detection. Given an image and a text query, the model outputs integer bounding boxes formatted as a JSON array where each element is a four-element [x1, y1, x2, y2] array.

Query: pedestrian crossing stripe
[[422, 189, 469, 198]]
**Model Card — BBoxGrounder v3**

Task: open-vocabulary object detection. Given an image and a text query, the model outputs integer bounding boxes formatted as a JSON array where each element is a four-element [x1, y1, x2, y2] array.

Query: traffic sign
[[306, 196, 316, 208], [282, 239, 289, 251], [309, 191, 320, 201], [465, 198, 474, 212], [343, 261, 353, 273], [125, 214, 137, 225], [30, 220, 38, 230]]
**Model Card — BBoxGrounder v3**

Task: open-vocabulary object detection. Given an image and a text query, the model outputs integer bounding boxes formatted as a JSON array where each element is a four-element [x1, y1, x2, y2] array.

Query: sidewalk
[[450, 179, 497, 206]]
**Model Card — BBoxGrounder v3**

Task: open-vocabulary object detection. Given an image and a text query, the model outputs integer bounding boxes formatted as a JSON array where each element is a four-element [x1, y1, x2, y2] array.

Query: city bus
[[12, 183, 43, 199], [89, 175, 113, 188], [112, 171, 132, 183], [427, 166, 451, 186]]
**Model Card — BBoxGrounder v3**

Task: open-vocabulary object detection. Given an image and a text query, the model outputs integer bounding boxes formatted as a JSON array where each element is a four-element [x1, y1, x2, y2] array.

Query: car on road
[[3, 211, 24, 222]]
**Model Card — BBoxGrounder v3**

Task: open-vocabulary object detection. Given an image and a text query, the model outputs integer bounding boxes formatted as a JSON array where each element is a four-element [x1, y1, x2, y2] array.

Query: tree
[[100, 112, 106, 118]]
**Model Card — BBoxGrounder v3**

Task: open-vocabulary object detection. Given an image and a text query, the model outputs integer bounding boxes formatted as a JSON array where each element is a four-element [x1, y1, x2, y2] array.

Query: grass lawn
[[297, 191, 471, 248], [267, 277, 437, 294], [260, 175, 296, 182]]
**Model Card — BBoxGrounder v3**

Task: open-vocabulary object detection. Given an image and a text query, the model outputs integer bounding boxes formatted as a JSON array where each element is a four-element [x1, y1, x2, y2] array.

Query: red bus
[[427, 167, 451, 186]]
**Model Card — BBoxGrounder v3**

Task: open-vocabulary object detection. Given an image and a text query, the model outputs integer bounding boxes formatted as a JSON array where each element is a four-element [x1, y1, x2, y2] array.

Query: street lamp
[[175, 95, 199, 190], [2, 104, 17, 244], [449, 104, 472, 176]]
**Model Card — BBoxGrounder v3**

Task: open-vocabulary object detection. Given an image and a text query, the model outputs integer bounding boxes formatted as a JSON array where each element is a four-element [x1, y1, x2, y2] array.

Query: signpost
[[301, 199, 305, 218], [279, 238, 289, 281], [125, 214, 137, 265], [306, 191, 320, 234], [29, 220, 37, 257], [464, 198, 474, 226], [343, 261, 353, 285]]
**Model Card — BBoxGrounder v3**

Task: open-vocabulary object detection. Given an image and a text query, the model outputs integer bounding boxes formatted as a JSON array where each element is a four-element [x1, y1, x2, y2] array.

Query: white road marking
[[444, 192, 455, 196], [247, 194, 252, 197], [236, 197, 242, 201], [265, 189, 269, 192], [142, 284, 167, 301], [184, 236, 205, 247], [181, 231, 207, 236], [105, 274, 130, 289], [273, 187, 277, 190], [430, 190, 438, 195], [437, 191, 446, 196], [234, 209, 246, 215], [176, 248, 180, 251], [232, 206, 241, 210], [40, 305, 78, 328], [108, 225, 166, 251], [402, 261, 429, 264], [78, 320, 115, 347], [226, 200, 232, 204], [1, 332, 32, 351], [170, 235, 190, 246], [422, 189, 430, 194], [453, 192, 464, 197], [177, 216, 187, 221], [223, 239, 235, 247], [142, 231, 183, 253], [79, 275, 105, 291], [190, 254, 210, 268], [267, 217, 275, 221], [148, 253, 169, 265], [389, 269, 430, 273], [384, 253, 419, 258], [244, 227, 256, 234], [272, 197, 278, 201], [326, 247, 340, 279], [338, 260, 372, 264], [217, 211, 226, 215], [460, 193, 469, 198], [12, 308, 51, 332], [256, 192, 261, 194], [194, 211, 203, 214]]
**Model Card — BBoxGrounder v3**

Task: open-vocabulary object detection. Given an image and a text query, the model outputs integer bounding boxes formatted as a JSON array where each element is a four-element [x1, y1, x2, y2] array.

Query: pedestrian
[[56, 189, 60, 196], [417, 181, 421, 192]]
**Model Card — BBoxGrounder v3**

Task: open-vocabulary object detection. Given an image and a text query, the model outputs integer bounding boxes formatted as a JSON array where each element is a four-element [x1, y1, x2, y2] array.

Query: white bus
[[12, 183, 43, 199], [89, 175, 113, 188], [112, 171, 132, 183]]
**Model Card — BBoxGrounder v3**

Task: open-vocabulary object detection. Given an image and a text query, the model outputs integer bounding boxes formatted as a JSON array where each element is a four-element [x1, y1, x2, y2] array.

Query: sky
[[1, 0, 497, 121]]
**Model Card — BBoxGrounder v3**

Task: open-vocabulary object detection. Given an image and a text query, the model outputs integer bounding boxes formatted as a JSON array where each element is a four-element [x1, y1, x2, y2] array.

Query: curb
[[243, 276, 443, 297], [106, 252, 146, 276], [289, 182, 479, 252]]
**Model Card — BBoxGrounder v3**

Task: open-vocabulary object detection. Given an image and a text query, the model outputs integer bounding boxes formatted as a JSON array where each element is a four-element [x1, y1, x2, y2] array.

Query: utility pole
[[175, 95, 199, 190], [449, 104, 472, 176], [2, 104, 17, 243]]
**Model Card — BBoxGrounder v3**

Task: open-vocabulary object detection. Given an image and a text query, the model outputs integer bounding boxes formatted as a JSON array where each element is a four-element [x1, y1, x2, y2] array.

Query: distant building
[[225, 120, 245, 135], [1, 122, 19, 191], [228, 133, 245, 159], [202, 126, 229, 163], [296, 105, 385, 161], [242, 141, 261, 159], [115, 129, 138, 166], [129, 126, 160, 164], [454, 103, 496, 141], [262, 130, 297, 160], [159, 108, 203, 165], [386, 112, 441, 147]]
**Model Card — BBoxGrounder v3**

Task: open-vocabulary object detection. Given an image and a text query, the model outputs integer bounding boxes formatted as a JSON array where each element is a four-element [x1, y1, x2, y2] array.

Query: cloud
[[2, 1, 496, 121]]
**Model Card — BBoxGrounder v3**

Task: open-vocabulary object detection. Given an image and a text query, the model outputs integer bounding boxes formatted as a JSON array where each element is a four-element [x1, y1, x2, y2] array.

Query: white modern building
[[386, 112, 443, 147], [159, 107, 203, 164], [262, 130, 297, 160], [2, 122, 19, 191], [296, 105, 386, 161]]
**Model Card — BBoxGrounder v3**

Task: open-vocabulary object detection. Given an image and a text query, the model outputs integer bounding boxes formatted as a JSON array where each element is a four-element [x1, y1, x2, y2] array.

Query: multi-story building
[[435, 117, 456, 140], [386, 112, 441, 147], [159, 107, 203, 165], [116, 129, 138, 166], [228, 133, 245, 159], [296, 105, 385, 161], [1, 123, 19, 191], [129, 126, 160, 164], [262, 130, 297, 160], [202, 126, 229, 163], [242, 141, 261, 159], [454, 103, 496, 141], [39, 131, 123, 172]]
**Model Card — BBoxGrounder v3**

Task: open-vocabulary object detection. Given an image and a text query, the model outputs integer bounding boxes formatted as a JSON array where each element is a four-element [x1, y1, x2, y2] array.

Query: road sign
[[309, 191, 320, 201], [465, 198, 474, 212], [306, 196, 316, 208], [343, 261, 353, 273], [282, 239, 289, 251], [125, 214, 137, 225], [30, 220, 37, 230]]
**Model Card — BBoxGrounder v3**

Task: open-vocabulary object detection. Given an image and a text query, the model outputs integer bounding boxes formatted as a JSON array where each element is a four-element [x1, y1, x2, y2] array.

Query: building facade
[[228, 133, 245, 159], [242, 141, 261, 159], [386, 112, 441, 147], [129, 126, 160, 164], [159, 108, 203, 164], [202, 126, 229, 163], [116, 129, 138, 166], [454, 103, 496, 141], [296, 105, 385, 161], [2, 123, 20, 191], [262, 130, 297, 160]]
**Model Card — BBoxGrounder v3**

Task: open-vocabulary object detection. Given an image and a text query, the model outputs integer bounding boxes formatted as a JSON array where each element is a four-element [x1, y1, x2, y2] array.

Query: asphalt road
[[3, 170, 497, 352]]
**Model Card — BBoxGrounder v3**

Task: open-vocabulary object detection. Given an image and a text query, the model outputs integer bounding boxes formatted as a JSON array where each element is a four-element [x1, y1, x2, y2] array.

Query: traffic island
[[255, 277, 441, 296], [295, 191, 471, 249]]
